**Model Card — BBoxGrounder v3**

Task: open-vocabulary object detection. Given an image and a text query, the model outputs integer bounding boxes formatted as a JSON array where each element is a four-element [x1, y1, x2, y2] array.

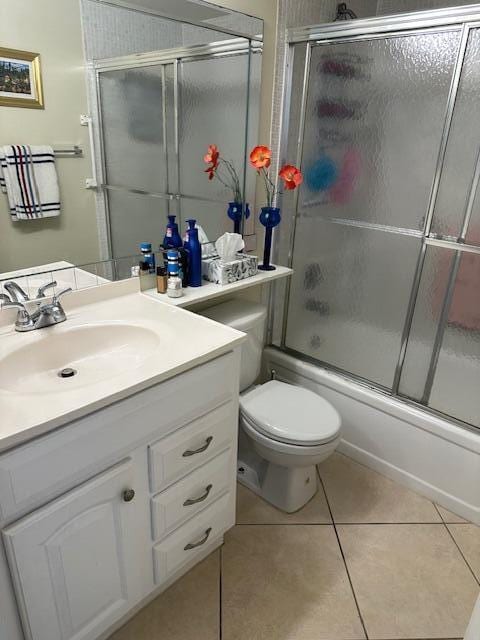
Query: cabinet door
[[3, 459, 144, 640]]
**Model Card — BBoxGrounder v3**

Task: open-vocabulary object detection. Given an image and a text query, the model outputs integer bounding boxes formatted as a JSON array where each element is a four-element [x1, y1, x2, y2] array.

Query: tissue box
[[202, 252, 258, 285]]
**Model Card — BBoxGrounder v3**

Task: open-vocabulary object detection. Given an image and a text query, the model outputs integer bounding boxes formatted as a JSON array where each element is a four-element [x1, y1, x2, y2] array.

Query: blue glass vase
[[227, 202, 250, 235], [258, 206, 281, 271]]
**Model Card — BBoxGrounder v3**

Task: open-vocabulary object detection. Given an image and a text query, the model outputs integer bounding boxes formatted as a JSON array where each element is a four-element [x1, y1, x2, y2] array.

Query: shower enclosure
[[89, 38, 261, 259], [277, 6, 480, 432]]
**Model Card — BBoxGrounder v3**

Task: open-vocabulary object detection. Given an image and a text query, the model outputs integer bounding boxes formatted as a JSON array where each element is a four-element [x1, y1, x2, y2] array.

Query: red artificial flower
[[204, 144, 219, 169], [250, 145, 271, 169], [279, 164, 303, 190]]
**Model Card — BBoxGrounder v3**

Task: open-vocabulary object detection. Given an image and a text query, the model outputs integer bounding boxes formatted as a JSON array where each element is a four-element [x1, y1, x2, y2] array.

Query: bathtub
[[263, 346, 480, 525]]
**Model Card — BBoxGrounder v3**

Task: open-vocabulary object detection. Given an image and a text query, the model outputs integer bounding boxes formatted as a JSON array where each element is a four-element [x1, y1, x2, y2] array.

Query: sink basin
[[0, 323, 160, 394]]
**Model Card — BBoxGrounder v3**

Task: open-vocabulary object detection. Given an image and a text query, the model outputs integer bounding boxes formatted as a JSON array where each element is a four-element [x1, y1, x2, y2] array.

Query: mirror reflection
[[0, 0, 263, 284]]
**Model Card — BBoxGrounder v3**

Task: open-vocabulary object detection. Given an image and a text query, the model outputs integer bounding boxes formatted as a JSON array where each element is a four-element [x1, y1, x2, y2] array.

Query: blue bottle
[[140, 242, 155, 274], [163, 215, 183, 248], [184, 219, 202, 287]]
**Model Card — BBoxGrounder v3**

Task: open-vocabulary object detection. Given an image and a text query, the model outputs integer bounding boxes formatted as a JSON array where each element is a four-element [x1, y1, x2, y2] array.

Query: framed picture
[[0, 47, 44, 109]]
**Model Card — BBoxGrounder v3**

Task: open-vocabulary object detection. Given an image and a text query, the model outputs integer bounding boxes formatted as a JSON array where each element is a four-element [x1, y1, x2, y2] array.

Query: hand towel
[[1, 145, 61, 221], [0, 149, 17, 220]]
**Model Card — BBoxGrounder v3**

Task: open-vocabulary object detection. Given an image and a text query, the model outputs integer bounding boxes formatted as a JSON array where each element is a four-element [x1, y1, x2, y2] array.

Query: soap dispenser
[[163, 215, 183, 249], [184, 219, 202, 287]]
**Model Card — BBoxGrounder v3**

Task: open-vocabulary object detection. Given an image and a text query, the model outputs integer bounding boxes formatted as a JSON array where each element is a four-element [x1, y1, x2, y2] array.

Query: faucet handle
[[53, 287, 72, 303], [2, 301, 27, 311], [37, 280, 57, 298], [0, 293, 11, 305]]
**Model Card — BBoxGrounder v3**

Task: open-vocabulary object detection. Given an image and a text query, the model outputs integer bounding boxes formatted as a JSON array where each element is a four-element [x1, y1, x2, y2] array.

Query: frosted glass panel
[[398, 246, 456, 400], [179, 53, 249, 200], [465, 183, 480, 246], [432, 28, 480, 240], [428, 251, 480, 427], [107, 191, 167, 258], [285, 218, 421, 388], [100, 67, 167, 193], [180, 198, 232, 243], [300, 32, 460, 230]]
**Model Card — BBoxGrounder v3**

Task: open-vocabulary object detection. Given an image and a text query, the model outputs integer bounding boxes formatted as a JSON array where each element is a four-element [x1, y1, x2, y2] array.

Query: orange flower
[[279, 164, 303, 190], [204, 144, 219, 169], [250, 145, 271, 169]]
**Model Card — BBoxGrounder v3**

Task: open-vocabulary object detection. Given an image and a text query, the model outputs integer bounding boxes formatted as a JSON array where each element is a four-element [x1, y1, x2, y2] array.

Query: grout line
[[235, 521, 459, 526], [433, 502, 471, 526], [443, 521, 480, 588], [236, 522, 332, 526], [434, 503, 480, 586], [219, 547, 223, 640], [317, 467, 370, 640]]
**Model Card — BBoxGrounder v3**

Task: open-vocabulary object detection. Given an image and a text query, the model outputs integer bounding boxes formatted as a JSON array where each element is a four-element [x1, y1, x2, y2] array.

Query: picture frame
[[0, 47, 44, 109]]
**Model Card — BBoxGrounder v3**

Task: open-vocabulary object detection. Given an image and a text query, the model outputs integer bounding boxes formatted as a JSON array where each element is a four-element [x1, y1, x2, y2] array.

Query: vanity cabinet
[[3, 459, 146, 640], [0, 350, 240, 640]]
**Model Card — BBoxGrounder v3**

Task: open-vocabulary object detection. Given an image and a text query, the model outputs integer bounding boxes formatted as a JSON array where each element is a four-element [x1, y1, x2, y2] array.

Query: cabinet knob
[[122, 488, 135, 502]]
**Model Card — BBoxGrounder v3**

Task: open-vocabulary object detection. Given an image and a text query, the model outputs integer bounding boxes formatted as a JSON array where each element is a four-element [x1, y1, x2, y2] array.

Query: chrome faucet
[[1, 281, 72, 332]]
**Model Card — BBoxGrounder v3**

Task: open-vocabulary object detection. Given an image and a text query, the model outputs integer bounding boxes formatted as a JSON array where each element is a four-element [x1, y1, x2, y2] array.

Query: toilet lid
[[240, 380, 341, 446]]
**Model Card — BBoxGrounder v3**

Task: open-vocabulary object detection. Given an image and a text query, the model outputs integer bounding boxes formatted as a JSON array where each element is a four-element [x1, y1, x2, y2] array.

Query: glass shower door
[[284, 29, 462, 389], [398, 26, 480, 428]]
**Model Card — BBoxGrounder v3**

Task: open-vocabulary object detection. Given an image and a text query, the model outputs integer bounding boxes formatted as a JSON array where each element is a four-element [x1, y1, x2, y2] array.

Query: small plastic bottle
[[140, 242, 155, 274], [163, 215, 183, 249], [166, 249, 183, 298]]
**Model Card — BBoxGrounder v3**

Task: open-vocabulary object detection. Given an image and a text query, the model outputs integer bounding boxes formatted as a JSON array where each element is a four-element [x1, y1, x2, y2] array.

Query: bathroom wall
[[0, 0, 100, 272]]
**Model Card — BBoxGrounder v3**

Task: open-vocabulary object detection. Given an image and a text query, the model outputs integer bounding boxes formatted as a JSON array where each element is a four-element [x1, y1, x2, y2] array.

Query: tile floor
[[109, 453, 479, 640]]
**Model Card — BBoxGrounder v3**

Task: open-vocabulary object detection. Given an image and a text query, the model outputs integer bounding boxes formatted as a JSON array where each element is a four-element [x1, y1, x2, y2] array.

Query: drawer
[[148, 401, 237, 493], [0, 352, 238, 523], [151, 449, 234, 540], [153, 492, 234, 585]]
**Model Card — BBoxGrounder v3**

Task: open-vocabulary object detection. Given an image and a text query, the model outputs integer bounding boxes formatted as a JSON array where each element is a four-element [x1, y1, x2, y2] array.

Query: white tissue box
[[201, 253, 258, 285]]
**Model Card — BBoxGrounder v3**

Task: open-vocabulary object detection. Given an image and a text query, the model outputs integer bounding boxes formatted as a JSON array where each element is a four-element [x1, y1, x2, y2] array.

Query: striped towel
[[0, 145, 61, 221]]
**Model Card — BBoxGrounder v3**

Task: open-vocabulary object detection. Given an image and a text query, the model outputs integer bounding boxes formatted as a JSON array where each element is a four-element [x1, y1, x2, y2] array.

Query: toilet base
[[237, 455, 318, 513]]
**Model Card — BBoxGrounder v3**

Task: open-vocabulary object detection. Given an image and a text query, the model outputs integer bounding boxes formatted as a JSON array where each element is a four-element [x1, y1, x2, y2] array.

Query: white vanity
[[0, 280, 244, 640]]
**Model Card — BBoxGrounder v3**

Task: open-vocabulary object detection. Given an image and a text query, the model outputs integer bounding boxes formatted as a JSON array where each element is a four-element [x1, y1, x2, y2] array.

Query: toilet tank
[[199, 299, 267, 391]]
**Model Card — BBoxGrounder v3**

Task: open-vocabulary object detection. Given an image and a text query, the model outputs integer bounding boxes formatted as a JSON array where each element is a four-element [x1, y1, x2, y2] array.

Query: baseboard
[[339, 440, 480, 525]]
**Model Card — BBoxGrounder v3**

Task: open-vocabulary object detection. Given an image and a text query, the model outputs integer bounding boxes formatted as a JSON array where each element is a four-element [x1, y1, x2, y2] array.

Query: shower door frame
[[88, 38, 262, 260], [277, 4, 480, 434]]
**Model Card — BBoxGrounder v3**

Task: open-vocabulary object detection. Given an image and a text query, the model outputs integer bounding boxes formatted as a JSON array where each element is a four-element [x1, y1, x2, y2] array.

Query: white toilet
[[200, 299, 341, 513]]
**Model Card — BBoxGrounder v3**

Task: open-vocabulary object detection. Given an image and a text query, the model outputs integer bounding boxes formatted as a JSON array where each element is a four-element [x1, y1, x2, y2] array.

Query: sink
[[0, 322, 160, 394], [0, 286, 245, 451]]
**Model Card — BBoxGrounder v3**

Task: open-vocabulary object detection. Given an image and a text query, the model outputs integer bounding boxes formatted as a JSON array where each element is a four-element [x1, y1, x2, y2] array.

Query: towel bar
[[52, 146, 82, 157]]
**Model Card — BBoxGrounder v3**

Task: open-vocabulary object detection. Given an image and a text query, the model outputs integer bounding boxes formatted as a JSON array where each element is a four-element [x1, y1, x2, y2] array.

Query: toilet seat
[[240, 380, 341, 446]]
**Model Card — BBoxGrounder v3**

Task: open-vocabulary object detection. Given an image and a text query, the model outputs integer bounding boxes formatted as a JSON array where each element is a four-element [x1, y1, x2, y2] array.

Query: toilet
[[200, 299, 341, 513]]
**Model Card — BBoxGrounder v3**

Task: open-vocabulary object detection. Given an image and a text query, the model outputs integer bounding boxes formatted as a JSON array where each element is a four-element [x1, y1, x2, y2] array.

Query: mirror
[[0, 0, 263, 284]]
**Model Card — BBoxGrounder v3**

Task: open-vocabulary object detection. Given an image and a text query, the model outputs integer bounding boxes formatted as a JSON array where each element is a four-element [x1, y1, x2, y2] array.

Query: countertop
[[0, 280, 245, 453]]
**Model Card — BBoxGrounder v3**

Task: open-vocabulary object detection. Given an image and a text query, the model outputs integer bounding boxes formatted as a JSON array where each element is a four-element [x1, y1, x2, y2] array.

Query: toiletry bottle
[[160, 245, 188, 288], [156, 266, 168, 294], [185, 219, 202, 287], [140, 242, 155, 274], [166, 249, 183, 298], [163, 215, 183, 248]]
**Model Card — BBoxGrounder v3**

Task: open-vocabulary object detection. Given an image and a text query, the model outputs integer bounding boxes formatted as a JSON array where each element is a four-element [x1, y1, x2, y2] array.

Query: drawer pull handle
[[184, 527, 212, 551], [183, 484, 213, 507], [122, 488, 135, 503], [182, 436, 213, 457]]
